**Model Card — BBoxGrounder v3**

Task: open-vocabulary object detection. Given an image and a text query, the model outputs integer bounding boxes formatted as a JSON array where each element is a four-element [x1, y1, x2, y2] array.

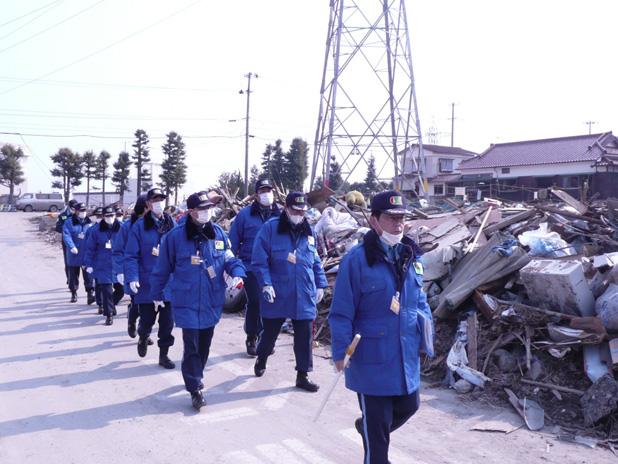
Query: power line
[[0, 0, 204, 97], [0, 0, 106, 54], [0, 131, 243, 140], [0, 1, 65, 41], [0, 0, 62, 29], [0, 109, 223, 122]]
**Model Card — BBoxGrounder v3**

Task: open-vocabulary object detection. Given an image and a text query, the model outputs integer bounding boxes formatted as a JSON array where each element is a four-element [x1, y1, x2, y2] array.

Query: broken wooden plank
[[550, 188, 588, 214], [468, 313, 478, 370], [534, 204, 604, 225], [483, 209, 535, 236], [519, 378, 585, 396]]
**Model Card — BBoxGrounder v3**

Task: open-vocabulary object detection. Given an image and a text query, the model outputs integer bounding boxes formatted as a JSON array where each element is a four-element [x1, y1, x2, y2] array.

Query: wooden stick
[[519, 378, 585, 396]]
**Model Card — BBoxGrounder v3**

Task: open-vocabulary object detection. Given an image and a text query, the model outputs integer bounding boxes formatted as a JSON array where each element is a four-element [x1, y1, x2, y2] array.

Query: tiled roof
[[414, 144, 477, 157], [428, 173, 462, 183], [458, 132, 617, 170]]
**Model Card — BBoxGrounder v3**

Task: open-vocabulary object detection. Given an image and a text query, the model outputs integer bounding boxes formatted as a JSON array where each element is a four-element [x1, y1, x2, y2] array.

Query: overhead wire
[[0, 0, 62, 29], [0, 0, 204, 97]]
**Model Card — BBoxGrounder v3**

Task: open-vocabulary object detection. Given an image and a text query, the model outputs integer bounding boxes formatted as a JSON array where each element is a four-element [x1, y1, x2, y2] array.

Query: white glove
[[117, 273, 124, 285], [316, 288, 324, 304], [70, 247, 78, 254], [263, 285, 276, 303], [231, 276, 244, 290], [153, 300, 164, 309], [86, 267, 94, 274], [129, 281, 140, 293]]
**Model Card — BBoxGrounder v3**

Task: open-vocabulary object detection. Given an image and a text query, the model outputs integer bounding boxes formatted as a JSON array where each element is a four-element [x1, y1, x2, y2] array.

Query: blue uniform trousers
[[243, 271, 262, 338], [181, 327, 215, 393], [68, 266, 92, 292], [137, 302, 175, 348], [127, 294, 138, 324], [94, 281, 102, 306], [357, 390, 420, 464], [256, 318, 313, 372], [61, 241, 69, 284], [100, 283, 124, 317]]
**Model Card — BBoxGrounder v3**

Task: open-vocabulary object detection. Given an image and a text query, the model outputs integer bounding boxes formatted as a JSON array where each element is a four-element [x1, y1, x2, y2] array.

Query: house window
[[434, 184, 444, 195], [502, 167, 510, 174], [439, 159, 454, 172]]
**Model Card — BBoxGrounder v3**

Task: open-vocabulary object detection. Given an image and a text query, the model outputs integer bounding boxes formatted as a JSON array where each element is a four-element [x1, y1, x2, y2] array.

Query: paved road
[[0, 213, 612, 463]]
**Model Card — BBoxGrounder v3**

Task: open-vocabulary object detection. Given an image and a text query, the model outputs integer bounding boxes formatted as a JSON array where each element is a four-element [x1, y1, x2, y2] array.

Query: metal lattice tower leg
[[311, 0, 428, 199]]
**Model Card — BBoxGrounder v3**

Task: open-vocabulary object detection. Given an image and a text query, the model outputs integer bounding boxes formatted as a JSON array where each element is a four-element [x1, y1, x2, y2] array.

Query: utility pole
[[449, 102, 457, 147], [240, 72, 258, 197], [584, 120, 597, 135]]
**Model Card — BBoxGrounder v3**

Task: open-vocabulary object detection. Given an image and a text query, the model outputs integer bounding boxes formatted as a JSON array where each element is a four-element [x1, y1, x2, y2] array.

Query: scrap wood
[[519, 378, 585, 396], [534, 204, 605, 225], [464, 206, 493, 254], [504, 388, 544, 431], [445, 198, 466, 214], [483, 209, 536, 236], [550, 188, 588, 215], [468, 312, 478, 370]]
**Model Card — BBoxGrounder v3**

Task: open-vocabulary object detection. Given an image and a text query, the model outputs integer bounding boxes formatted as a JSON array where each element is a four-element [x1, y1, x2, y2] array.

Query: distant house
[[456, 132, 618, 201], [397, 144, 477, 199]]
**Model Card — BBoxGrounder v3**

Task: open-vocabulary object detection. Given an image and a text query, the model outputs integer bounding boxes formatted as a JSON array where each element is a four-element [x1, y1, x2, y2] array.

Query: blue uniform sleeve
[[63, 219, 75, 249], [112, 222, 128, 275], [328, 252, 360, 362], [124, 223, 141, 284], [251, 222, 272, 289], [222, 231, 247, 278], [150, 230, 176, 301], [228, 211, 243, 256], [84, 227, 97, 269], [311, 230, 328, 289]]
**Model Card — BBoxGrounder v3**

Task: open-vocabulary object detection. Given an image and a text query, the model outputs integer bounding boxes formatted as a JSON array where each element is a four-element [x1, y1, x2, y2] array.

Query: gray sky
[[2, 0, 616, 199]]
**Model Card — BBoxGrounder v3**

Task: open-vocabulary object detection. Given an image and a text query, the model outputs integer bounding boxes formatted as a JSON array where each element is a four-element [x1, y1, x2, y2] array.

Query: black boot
[[70, 291, 77, 303], [137, 337, 148, 358], [98, 305, 103, 315], [246, 336, 258, 357], [147, 337, 154, 346], [296, 371, 319, 392], [159, 346, 175, 369], [254, 357, 267, 377], [105, 315, 113, 326], [191, 390, 206, 410], [127, 322, 137, 338], [87, 289, 95, 305]]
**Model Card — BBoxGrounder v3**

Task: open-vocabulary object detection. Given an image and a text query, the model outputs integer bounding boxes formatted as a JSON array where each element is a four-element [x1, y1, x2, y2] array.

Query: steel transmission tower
[[310, 0, 428, 199]]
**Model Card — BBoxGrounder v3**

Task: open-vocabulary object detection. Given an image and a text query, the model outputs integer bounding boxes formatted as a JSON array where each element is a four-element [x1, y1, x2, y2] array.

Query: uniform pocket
[[355, 324, 388, 364], [361, 280, 386, 294]]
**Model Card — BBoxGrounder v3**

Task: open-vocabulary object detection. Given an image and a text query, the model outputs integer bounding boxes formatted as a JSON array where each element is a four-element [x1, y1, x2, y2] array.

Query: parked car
[[16, 193, 64, 212]]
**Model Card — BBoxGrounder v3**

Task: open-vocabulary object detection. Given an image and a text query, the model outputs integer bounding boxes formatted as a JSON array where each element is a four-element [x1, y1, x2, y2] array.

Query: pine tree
[[159, 131, 187, 206], [51, 148, 83, 203], [267, 139, 287, 189], [328, 156, 344, 192], [0, 144, 25, 204], [364, 154, 379, 194], [248, 165, 260, 194], [132, 129, 151, 195], [96, 150, 112, 205], [81, 150, 98, 207], [284, 137, 309, 190], [112, 151, 132, 205]]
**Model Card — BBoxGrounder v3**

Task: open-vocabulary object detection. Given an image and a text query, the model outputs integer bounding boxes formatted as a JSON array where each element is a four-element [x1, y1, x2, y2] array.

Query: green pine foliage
[[0, 144, 25, 204]]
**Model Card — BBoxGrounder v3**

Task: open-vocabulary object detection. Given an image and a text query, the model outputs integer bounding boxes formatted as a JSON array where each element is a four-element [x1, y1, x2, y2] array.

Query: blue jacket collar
[[144, 211, 174, 232], [277, 210, 312, 236], [100, 218, 121, 232], [185, 216, 216, 241], [71, 214, 91, 226], [362, 229, 423, 268], [250, 199, 280, 218]]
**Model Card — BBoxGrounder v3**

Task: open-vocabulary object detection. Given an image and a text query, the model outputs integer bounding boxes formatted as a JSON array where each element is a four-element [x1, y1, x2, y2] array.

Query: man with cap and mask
[[151, 191, 246, 410], [124, 188, 176, 369], [56, 199, 78, 285], [328, 190, 434, 464], [62, 202, 94, 303], [228, 178, 281, 357], [113, 195, 150, 339], [86, 206, 105, 309], [85, 206, 125, 325], [251, 191, 328, 392]]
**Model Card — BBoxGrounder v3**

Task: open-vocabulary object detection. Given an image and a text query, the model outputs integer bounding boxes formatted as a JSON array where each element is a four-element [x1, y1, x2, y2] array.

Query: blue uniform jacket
[[328, 230, 434, 396], [55, 206, 71, 233], [150, 219, 246, 329], [251, 213, 328, 320], [124, 212, 176, 304], [84, 219, 122, 284], [112, 214, 140, 294], [228, 200, 281, 272], [63, 215, 93, 267]]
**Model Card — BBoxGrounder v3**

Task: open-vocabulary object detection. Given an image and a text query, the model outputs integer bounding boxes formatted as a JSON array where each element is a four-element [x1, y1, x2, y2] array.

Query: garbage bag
[[517, 223, 572, 258], [315, 207, 358, 236]]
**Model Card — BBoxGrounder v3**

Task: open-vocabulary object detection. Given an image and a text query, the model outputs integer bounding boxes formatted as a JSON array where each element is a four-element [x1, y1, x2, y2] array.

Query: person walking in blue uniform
[[329, 190, 434, 464], [86, 206, 105, 309], [228, 178, 281, 356], [151, 191, 246, 410], [113, 195, 148, 338], [124, 188, 176, 369], [62, 202, 94, 303], [85, 206, 125, 325], [251, 191, 328, 392], [56, 199, 78, 285]]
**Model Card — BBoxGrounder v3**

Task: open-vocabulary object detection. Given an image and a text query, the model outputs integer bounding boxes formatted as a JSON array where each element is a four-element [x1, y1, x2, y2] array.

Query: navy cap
[[68, 199, 78, 208], [285, 191, 308, 211], [187, 191, 214, 209], [94, 206, 104, 216], [255, 178, 274, 192], [371, 190, 412, 216], [74, 202, 87, 211], [146, 187, 167, 201], [102, 206, 115, 216], [115, 207, 123, 215]]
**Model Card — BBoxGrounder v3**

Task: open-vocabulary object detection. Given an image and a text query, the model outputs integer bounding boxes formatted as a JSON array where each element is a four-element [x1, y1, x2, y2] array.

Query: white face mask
[[286, 210, 304, 226], [376, 221, 403, 247], [195, 209, 212, 224], [78, 212, 86, 219], [92, 216, 101, 223], [259, 192, 274, 206], [104, 217, 114, 225], [151, 201, 164, 216]]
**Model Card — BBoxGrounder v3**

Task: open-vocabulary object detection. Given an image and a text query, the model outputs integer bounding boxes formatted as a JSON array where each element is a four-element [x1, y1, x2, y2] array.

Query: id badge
[[77, 233, 84, 239], [152, 246, 159, 256], [207, 266, 216, 279], [105, 241, 112, 249], [191, 255, 201, 265], [287, 252, 297, 264], [390, 293, 401, 315]]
